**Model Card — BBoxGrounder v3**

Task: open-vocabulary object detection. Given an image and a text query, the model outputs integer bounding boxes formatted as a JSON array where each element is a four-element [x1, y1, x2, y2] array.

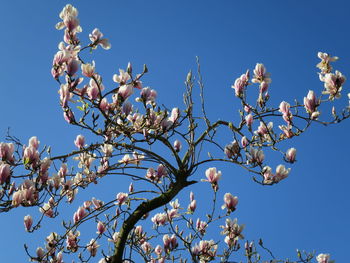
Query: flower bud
[[173, 140, 182, 152], [24, 215, 33, 231], [74, 135, 85, 148], [285, 148, 297, 163]]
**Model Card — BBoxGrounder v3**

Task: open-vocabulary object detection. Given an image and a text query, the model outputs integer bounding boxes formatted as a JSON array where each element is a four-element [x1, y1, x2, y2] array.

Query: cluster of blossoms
[[0, 4, 346, 263], [317, 52, 345, 100], [262, 165, 291, 184], [191, 240, 218, 263]]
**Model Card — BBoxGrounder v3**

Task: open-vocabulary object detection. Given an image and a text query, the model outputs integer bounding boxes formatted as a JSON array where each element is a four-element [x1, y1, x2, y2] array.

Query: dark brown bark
[[109, 174, 196, 263]]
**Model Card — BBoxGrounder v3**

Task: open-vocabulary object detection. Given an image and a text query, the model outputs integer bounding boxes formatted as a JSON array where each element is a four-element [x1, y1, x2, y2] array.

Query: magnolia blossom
[[163, 234, 178, 251], [224, 140, 240, 159], [285, 148, 297, 163], [81, 61, 95, 78], [118, 84, 134, 100], [74, 134, 85, 148], [151, 212, 167, 226], [241, 136, 248, 148], [36, 247, 45, 260], [316, 253, 331, 263], [116, 192, 128, 205], [252, 63, 271, 84], [222, 193, 238, 213], [317, 52, 338, 74], [191, 240, 217, 262], [97, 221, 106, 234], [279, 124, 294, 138], [73, 206, 87, 223], [0, 163, 11, 185], [89, 28, 111, 50], [141, 241, 152, 254], [113, 69, 130, 84], [140, 87, 157, 104], [196, 218, 208, 235], [23, 146, 39, 165], [304, 90, 318, 114], [173, 140, 182, 152], [202, 167, 222, 191], [66, 230, 80, 252], [188, 199, 197, 213], [220, 218, 245, 240], [0, 142, 15, 163], [40, 202, 54, 218], [321, 70, 346, 100], [87, 239, 99, 257], [24, 215, 33, 232], [248, 148, 264, 164], [232, 72, 249, 97], [245, 114, 253, 127], [274, 164, 291, 182]]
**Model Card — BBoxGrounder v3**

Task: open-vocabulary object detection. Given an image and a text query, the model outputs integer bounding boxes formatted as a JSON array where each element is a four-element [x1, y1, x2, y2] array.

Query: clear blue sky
[[0, 0, 349, 262]]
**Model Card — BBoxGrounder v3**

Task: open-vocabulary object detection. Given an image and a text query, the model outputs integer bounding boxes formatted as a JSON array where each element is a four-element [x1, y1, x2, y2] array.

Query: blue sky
[[0, 0, 350, 262]]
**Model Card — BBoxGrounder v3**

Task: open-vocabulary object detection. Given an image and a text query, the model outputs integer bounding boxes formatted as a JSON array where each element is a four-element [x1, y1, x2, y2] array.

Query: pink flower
[[173, 140, 182, 152], [66, 59, 79, 76], [113, 69, 130, 84], [100, 98, 109, 112], [40, 203, 54, 218], [146, 167, 158, 182], [188, 199, 197, 213], [196, 218, 208, 235], [24, 215, 33, 232], [73, 206, 87, 223], [163, 234, 178, 251], [241, 136, 248, 148], [157, 164, 167, 178], [252, 63, 271, 84], [87, 239, 99, 257], [141, 241, 152, 254], [151, 212, 167, 226], [74, 135, 85, 148], [0, 142, 15, 163], [36, 247, 45, 260], [245, 114, 253, 127], [116, 192, 128, 205], [274, 164, 291, 182], [279, 125, 294, 138], [221, 193, 238, 213], [285, 148, 297, 163], [304, 90, 317, 114], [97, 221, 106, 234], [224, 140, 240, 159], [169, 108, 180, 123], [81, 61, 95, 78], [202, 167, 221, 191], [89, 28, 111, 50], [232, 71, 249, 97], [29, 136, 40, 150], [248, 148, 265, 164], [63, 109, 75, 123], [122, 101, 132, 115], [0, 163, 11, 184], [140, 87, 157, 104], [118, 84, 133, 100], [279, 101, 293, 124], [23, 146, 39, 165], [155, 245, 163, 255], [316, 253, 331, 263]]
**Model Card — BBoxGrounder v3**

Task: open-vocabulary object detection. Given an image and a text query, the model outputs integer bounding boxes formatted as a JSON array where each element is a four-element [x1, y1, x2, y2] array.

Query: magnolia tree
[[0, 4, 348, 263]]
